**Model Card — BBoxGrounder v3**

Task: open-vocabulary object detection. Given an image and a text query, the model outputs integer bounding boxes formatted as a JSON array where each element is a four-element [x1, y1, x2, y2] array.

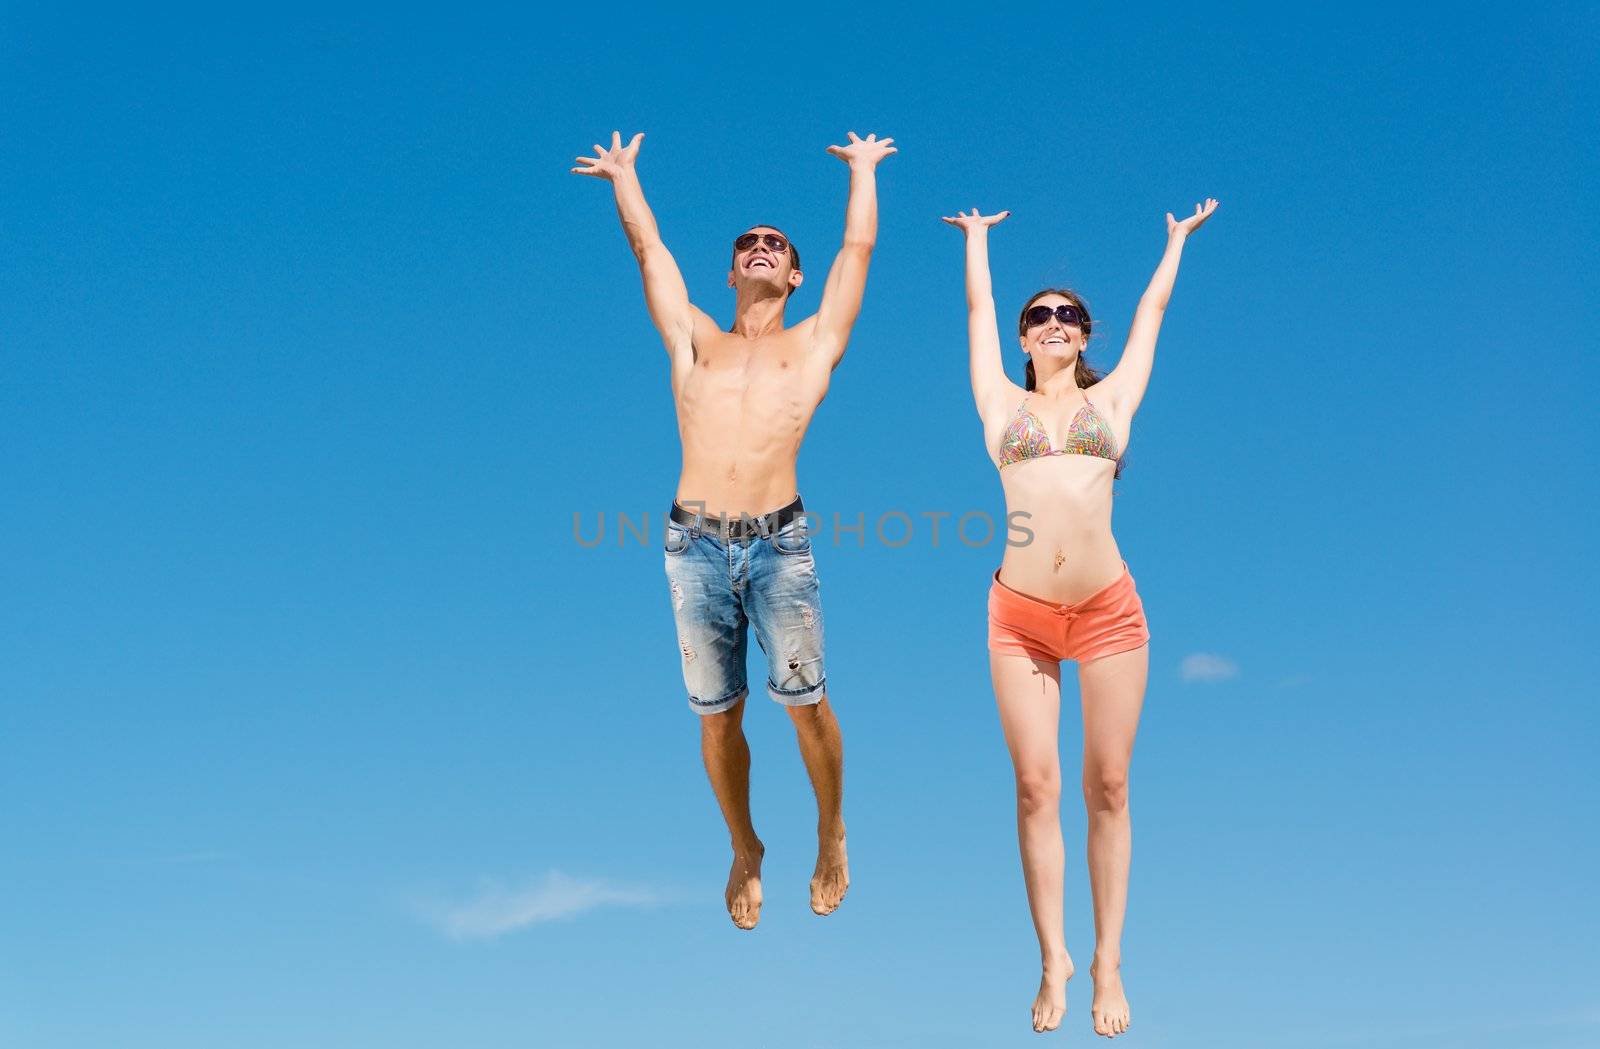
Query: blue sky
[[3, 4, 1598, 1047]]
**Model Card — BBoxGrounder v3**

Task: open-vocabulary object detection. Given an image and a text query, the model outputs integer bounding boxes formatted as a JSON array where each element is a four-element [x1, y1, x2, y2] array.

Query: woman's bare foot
[[1032, 951, 1074, 1033], [726, 842, 764, 930], [810, 822, 849, 915], [1090, 958, 1130, 1037]]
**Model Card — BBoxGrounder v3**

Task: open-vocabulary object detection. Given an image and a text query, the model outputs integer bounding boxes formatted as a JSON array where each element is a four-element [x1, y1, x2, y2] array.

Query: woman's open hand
[[941, 207, 1010, 234], [1166, 198, 1219, 238]]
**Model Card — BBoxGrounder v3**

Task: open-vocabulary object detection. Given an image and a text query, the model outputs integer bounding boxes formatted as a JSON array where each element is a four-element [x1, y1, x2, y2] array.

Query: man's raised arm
[[809, 131, 896, 369], [573, 131, 702, 362]]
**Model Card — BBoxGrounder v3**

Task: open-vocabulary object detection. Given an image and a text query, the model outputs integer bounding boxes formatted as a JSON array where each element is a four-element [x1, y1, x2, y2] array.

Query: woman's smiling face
[[1020, 292, 1087, 363]]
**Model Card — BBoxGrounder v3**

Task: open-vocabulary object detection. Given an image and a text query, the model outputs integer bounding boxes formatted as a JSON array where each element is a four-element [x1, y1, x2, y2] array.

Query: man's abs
[[672, 331, 824, 516]]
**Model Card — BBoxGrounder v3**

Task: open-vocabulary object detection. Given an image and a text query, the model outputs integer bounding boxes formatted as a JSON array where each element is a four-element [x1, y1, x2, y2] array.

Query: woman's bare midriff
[[997, 455, 1125, 604]]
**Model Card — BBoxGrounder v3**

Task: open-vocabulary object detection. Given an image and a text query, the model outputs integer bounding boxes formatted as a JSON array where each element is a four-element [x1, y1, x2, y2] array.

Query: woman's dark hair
[[1018, 288, 1102, 392]]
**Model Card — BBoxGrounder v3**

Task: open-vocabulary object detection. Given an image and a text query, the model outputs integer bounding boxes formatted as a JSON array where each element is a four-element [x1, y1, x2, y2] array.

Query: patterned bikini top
[[997, 390, 1122, 469]]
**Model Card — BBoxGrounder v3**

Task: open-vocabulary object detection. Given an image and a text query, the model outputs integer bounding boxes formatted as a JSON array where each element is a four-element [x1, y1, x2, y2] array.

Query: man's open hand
[[572, 131, 644, 181], [826, 131, 896, 169]]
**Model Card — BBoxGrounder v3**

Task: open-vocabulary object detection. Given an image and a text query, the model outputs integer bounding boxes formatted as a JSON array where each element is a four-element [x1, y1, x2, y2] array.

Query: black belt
[[670, 495, 805, 540]]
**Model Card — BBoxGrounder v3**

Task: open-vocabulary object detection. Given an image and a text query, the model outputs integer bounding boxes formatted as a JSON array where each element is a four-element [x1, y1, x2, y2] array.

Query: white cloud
[[423, 870, 661, 940], [1180, 653, 1239, 683]]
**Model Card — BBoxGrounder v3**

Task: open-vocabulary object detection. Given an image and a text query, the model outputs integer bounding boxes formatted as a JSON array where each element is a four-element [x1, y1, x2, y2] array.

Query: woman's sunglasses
[[1024, 304, 1089, 330], [734, 232, 790, 254]]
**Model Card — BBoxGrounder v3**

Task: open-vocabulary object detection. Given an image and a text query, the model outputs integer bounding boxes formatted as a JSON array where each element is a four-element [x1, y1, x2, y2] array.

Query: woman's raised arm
[[942, 208, 1016, 417], [1101, 198, 1219, 417]]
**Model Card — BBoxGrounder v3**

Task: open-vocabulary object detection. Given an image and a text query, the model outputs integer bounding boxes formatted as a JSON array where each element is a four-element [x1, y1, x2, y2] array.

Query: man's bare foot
[[1032, 951, 1074, 1033], [810, 822, 849, 915], [725, 843, 764, 930], [1090, 958, 1130, 1037]]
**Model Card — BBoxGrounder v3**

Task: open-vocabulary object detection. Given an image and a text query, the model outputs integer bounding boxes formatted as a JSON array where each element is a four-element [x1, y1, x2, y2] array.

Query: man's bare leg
[[785, 696, 848, 915], [700, 699, 764, 930]]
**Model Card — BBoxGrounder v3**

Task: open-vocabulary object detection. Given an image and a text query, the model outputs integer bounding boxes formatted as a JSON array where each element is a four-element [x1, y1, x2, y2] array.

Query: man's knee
[[700, 700, 747, 740], [784, 694, 833, 727]]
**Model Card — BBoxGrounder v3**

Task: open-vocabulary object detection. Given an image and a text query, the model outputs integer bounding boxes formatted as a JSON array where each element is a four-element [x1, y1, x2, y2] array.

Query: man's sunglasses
[[1024, 303, 1089, 330], [734, 232, 790, 255]]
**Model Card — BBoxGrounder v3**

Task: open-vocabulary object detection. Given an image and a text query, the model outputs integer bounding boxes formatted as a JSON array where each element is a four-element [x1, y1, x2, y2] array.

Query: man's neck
[[730, 290, 787, 338]]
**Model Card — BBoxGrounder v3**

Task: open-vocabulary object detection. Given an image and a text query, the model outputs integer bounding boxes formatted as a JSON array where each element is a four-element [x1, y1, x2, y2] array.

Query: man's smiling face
[[729, 226, 802, 297]]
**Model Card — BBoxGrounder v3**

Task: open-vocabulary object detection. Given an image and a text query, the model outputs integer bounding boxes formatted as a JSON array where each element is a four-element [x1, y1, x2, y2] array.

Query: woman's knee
[[1015, 765, 1062, 815], [1081, 767, 1129, 813]]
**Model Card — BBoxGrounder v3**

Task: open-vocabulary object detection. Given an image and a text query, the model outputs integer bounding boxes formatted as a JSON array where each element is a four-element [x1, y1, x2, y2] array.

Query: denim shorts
[[662, 508, 828, 715]]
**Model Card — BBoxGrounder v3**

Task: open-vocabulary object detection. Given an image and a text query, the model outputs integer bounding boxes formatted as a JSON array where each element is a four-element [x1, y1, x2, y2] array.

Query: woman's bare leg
[[992, 651, 1075, 1033], [1077, 643, 1148, 1037]]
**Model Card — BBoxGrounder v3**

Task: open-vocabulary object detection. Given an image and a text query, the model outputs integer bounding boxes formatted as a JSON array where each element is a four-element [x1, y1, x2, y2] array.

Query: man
[[573, 129, 893, 930]]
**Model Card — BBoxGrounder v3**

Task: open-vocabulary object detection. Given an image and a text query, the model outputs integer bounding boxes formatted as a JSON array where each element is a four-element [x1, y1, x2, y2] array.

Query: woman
[[942, 198, 1218, 1036]]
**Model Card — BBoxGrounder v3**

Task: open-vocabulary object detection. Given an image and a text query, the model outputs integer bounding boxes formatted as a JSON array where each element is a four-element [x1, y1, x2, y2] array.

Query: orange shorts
[[987, 562, 1151, 664]]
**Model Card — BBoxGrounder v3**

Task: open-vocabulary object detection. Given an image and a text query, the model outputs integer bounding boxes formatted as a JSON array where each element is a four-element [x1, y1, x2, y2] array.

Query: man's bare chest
[[680, 343, 820, 413]]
